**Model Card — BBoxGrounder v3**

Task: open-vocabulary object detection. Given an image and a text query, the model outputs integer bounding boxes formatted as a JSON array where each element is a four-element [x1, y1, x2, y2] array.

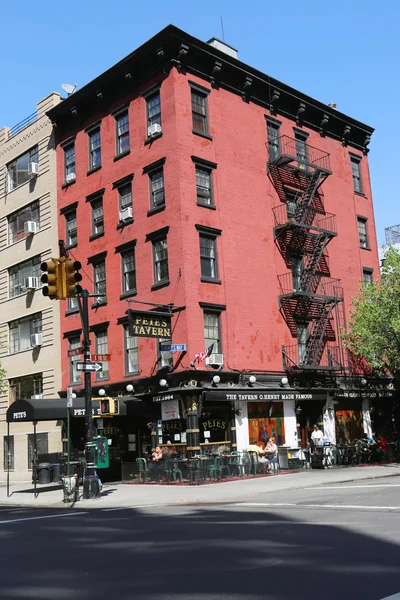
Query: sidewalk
[[1, 463, 399, 509]]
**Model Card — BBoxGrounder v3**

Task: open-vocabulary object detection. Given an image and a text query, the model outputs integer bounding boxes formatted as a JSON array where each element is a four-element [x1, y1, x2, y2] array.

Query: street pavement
[[0, 467, 400, 599]]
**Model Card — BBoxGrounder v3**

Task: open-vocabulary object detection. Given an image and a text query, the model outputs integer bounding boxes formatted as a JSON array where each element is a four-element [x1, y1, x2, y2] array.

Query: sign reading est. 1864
[[128, 310, 171, 339]]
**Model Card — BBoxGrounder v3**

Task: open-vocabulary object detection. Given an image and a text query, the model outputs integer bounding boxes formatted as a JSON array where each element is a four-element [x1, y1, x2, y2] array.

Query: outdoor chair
[[208, 456, 224, 480], [246, 451, 259, 477], [187, 458, 204, 485], [136, 458, 151, 483], [229, 452, 246, 477], [164, 458, 183, 484]]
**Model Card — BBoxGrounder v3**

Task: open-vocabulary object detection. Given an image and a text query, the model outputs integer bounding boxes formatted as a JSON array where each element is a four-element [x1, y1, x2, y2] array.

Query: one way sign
[[76, 362, 102, 372]]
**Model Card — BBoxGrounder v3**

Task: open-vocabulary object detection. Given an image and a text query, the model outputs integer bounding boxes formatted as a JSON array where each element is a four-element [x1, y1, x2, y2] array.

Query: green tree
[[0, 360, 6, 394], [343, 246, 400, 380]]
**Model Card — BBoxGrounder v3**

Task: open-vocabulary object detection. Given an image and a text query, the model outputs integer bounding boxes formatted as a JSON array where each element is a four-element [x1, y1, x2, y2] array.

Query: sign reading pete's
[[128, 310, 171, 338]]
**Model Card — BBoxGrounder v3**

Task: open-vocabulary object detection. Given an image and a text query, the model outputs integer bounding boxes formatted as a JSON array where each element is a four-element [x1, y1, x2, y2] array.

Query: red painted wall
[[56, 67, 380, 392]]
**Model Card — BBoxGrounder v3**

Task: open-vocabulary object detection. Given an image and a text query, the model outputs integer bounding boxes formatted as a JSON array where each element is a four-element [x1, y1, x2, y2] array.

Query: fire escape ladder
[[304, 301, 335, 366], [300, 233, 330, 293], [295, 170, 323, 224]]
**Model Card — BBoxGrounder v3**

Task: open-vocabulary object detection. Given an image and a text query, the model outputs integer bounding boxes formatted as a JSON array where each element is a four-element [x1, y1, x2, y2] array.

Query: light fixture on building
[[235, 408, 243, 417], [360, 378, 367, 387], [98, 389, 106, 396], [281, 376, 289, 387], [159, 379, 168, 388], [126, 384, 134, 393], [248, 375, 257, 386], [295, 405, 302, 415], [212, 375, 221, 386], [72, 393, 77, 399]]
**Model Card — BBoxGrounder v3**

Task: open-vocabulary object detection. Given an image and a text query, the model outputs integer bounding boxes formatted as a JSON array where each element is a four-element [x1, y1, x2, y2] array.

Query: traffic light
[[41, 259, 61, 299], [64, 259, 83, 297], [98, 398, 119, 416]]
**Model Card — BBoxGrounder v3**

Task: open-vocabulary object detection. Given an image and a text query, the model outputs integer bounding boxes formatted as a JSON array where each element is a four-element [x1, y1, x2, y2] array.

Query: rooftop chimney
[[207, 37, 238, 60]]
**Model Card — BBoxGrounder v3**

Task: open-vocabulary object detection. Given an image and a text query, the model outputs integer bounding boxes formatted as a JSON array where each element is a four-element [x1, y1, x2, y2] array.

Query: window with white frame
[[64, 143, 75, 181], [8, 146, 38, 192], [88, 127, 101, 170], [9, 313, 42, 354], [93, 260, 106, 303], [196, 166, 213, 206], [146, 91, 162, 129], [149, 168, 165, 209], [115, 111, 130, 156], [9, 373, 43, 403], [8, 201, 40, 245], [363, 269, 373, 286], [68, 336, 81, 385], [121, 249, 136, 294], [124, 325, 139, 374], [152, 237, 169, 284], [91, 198, 104, 236], [9, 256, 41, 298], [95, 329, 109, 381], [295, 132, 308, 168], [65, 209, 77, 247], [203, 311, 221, 354], [199, 234, 218, 280]]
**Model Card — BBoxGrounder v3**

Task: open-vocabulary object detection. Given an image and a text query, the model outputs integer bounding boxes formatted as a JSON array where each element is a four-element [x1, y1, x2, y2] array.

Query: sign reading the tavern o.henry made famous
[[128, 310, 171, 339]]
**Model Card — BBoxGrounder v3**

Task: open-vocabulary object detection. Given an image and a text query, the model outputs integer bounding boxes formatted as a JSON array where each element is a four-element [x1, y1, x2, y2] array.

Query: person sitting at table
[[151, 446, 163, 462], [265, 437, 278, 473]]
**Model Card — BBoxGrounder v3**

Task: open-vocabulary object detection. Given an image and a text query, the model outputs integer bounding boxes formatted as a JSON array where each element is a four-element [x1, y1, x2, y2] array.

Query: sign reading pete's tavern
[[128, 310, 171, 338]]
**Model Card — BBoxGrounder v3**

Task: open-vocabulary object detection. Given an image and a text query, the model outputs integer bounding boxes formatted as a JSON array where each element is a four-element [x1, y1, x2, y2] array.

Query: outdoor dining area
[[121, 450, 280, 485]]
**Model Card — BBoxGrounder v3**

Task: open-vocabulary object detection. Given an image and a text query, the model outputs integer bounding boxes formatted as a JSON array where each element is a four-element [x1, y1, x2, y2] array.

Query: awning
[[6, 397, 144, 423]]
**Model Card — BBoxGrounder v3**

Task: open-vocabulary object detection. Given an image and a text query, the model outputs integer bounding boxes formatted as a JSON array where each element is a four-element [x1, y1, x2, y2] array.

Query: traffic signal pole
[[78, 289, 100, 499]]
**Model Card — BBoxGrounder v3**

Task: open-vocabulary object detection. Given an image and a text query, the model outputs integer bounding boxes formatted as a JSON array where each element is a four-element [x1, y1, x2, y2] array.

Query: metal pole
[[79, 289, 99, 499], [67, 403, 71, 480], [33, 421, 37, 499], [7, 422, 10, 498]]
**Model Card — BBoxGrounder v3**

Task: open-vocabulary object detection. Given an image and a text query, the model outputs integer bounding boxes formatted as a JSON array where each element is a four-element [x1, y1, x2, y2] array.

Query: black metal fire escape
[[268, 135, 347, 372]]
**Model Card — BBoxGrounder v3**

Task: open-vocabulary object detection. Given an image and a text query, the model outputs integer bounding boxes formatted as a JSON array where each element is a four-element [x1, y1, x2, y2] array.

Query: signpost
[[66, 386, 73, 479], [76, 362, 102, 372]]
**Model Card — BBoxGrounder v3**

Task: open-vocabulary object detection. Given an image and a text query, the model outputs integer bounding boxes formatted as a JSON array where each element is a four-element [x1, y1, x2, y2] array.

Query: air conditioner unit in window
[[28, 162, 39, 178], [24, 221, 39, 235], [148, 123, 162, 138], [66, 173, 76, 183], [206, 353, 224, 367], [31, 333, 42, 348], [119, 206, 133, 222], [31, 394, 43, 400], [24, 277, 39, 290]]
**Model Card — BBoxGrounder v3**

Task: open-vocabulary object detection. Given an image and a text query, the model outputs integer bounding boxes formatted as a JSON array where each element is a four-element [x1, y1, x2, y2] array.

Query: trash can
[[37, 462, 53, 484], [51, 464, 61, 484]]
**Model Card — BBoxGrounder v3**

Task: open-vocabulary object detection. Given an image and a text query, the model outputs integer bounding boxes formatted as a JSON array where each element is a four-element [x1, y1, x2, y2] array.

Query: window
[[8, 146, 38, 191], [149, 168, 165, 209], [64, 143, 75, 181], [191, 88, 209, 135], [118, 182, 133, 215], [93, 260, 106, 303], [297, 323, 309, 363], [291, 256, 303, 291], [88, 127, 101, 170], [196, 166, 213, 206], [95, 330, 109, 381], [286, 190, 297, 220], [204, 311, 221, 354], [28, 433, 48, 468], [9, 373, 43, 403], [8, 201, 40, 245], [91, 198, 104, 236], [69, 336, 81, 385], [295, 132, 308, 168], [4, 436, 14, 470], [158, 338, 173, 369], [358, 217, 368, 249], [363, 269, 373, 286], [116, 111, 130, 156], [351, 156, 362, 193], [266, 119, 281, 162], [124, 325, 139, 374], [146, 91, 161, 129], [65, 209, 77, 247], [9, 256, 41, 298], [9, 313, 42, 354], [200, 234, 218, 280], [152, 237, 169, 284], [67, 297, 79, 312], [121, 249, 136, 294]]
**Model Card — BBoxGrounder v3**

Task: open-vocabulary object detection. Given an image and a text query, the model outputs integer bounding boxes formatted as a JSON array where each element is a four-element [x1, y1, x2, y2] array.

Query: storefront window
[[335, 401, 363, 444], [200, 402, 232, 453], [247, 402, 285, 447]]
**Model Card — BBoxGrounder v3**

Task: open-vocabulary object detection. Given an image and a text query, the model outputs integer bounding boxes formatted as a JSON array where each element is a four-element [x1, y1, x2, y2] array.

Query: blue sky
[[1, 0, 398, 245]]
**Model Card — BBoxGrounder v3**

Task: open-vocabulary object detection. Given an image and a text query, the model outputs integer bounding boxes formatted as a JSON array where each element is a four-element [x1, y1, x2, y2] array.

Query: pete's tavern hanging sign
[[128, 310, 171, 338]]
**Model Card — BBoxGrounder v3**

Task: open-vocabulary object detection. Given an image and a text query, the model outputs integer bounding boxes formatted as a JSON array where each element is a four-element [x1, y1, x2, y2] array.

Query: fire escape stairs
[[303, 301, 335, 367]]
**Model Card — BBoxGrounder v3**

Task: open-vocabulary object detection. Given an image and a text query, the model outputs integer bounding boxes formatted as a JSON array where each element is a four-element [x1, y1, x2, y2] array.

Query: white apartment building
[[0, 93, 62, 481]]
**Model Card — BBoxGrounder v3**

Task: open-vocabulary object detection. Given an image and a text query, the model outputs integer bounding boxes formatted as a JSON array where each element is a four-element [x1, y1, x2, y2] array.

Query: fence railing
[[9, 111, 38, 138], [272, 203, 337, 234], [282, 344, 344, 370], [268, 135, 331, 172], [277, 273, 343, 299]]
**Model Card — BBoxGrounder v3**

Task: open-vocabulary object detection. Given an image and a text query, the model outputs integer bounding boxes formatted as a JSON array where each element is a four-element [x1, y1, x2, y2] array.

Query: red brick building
[[47, 26, 389, 475]]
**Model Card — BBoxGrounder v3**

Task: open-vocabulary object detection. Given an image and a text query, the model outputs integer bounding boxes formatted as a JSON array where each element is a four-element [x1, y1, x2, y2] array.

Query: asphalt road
[[1, 478, 400, 600]]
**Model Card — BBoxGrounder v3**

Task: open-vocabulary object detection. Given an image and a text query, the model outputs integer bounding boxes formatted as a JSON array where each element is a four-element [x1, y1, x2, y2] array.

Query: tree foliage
[[343, 246, 400, 379]]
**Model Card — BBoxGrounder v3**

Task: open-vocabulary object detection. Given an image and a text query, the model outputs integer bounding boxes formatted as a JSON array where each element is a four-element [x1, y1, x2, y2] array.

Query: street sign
[[159, 344, 186, 352], [76, 362, 102, 372], [91, 353, 111, 362], [68, 347, 83, 357], [67, 386, 73, 408]]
